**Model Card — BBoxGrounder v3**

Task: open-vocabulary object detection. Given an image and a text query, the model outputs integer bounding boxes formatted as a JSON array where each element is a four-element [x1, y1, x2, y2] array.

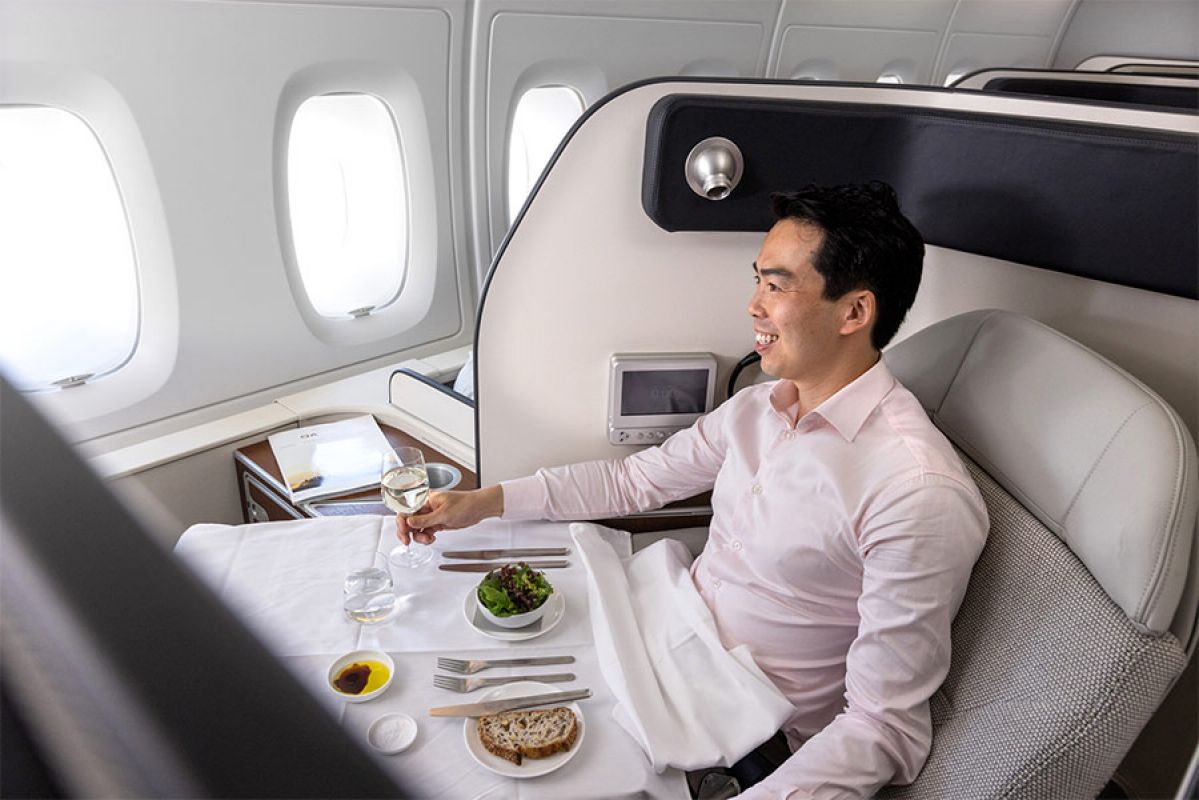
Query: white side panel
[[933, 0, 1076, 84], [769, 0, 956, 82], [470, 0, 780, 273], [1054, 0, 1199, 69], [4, 0, 471, 440], [773, 26, 942, 82], [475, 80, 1199, 484]]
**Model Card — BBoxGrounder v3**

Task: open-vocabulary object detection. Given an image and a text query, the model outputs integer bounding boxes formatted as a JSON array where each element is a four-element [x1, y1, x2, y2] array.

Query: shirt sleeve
[[499, 396, 734, 522], [739, 474, 988, 800]]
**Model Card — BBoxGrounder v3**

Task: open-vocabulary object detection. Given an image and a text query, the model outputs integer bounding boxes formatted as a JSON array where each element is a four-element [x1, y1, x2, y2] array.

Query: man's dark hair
[[770, 182, 924, 350]]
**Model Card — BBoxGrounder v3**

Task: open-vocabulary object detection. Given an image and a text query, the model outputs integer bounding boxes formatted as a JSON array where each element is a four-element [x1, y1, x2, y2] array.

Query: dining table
[[174, 514, 691, 799]]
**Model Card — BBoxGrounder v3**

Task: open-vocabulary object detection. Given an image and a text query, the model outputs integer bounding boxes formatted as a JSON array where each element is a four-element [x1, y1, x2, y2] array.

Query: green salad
[[477, 562, 554, 616]]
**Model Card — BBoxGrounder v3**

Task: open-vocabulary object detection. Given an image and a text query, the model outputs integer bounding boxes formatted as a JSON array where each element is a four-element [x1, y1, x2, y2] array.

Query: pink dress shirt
[[500, 360, 988, 798]]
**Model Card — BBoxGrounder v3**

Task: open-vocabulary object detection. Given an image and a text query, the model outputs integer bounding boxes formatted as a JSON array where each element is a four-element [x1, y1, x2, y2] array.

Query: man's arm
[[740, 474, 988, 800], [501, 403, 729, 520], [399, 395, 735, 542]]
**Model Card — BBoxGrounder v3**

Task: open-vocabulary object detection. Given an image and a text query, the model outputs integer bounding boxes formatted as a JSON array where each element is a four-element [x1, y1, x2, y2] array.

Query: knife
[[439, 560, 570, 572], [442, 547, 570, 560], [428, 688, 592, 717]]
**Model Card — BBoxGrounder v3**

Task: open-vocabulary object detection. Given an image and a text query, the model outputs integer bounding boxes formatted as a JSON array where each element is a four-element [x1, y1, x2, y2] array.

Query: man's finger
[[408, 511, 437, 529], [395, 515, 411, 545]]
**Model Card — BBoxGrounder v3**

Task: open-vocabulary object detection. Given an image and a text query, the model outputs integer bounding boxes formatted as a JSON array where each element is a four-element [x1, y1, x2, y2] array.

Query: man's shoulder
[[874, 380, 974, 488]]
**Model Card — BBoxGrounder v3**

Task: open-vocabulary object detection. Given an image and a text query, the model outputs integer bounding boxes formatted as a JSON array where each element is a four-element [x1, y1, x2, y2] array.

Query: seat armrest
[[388, 369, 475, 455]]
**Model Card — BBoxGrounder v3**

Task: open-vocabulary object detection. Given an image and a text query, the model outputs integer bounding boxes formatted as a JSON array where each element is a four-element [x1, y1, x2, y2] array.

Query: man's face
[[748, 219, 851, 384]]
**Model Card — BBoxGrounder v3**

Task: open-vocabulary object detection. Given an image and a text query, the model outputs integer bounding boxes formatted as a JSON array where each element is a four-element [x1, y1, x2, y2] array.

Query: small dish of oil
[[327, 649, 394, 703]]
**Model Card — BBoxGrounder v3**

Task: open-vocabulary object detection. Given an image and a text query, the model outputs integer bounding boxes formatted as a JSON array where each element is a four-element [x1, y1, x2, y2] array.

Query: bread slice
[[477, 706, 579, 766]]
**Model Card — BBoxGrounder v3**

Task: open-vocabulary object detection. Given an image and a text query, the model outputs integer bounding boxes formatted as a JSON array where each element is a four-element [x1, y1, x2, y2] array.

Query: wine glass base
[[388, 544, 434, 568]]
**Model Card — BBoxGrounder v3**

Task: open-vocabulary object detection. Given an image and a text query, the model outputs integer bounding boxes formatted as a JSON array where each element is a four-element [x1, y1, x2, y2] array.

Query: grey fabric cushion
[[878, 457, 1187, 800]]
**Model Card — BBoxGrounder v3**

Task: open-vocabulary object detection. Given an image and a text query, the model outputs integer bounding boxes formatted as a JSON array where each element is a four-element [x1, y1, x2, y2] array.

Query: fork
[[436, 655, 575, 674], [432, 673, 576, 692]]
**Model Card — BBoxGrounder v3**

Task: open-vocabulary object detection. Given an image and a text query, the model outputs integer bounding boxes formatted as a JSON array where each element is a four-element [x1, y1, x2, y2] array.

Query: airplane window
[[507, 86, 585, 224], [286, 94, 408, 319], [0, 106, 139, 390]]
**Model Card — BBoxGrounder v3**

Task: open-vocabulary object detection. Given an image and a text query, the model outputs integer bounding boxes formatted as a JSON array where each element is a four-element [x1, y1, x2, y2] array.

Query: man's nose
[[748, 285, 764, 317]]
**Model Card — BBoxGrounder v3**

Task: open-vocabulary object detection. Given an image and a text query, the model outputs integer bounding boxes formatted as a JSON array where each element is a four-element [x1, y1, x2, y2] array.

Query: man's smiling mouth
[[756, 333, 779, 346]]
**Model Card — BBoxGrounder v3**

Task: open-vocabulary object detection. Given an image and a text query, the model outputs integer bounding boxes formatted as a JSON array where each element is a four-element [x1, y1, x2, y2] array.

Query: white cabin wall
[[469, 0, 782, 277], [1053, 0, 1199, 69], [4, 0, 475, 443]]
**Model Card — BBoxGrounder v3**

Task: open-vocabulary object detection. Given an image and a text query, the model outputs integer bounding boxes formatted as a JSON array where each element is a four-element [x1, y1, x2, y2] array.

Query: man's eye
[[767, 283, 781, 292]]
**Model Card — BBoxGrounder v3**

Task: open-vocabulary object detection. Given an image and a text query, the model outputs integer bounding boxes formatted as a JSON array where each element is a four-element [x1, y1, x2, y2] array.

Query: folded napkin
[[570, 522, 794, 772]]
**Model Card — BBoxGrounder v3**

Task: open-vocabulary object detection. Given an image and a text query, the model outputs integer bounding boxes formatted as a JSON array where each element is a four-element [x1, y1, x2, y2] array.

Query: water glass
[[343, 551, 397, 624]]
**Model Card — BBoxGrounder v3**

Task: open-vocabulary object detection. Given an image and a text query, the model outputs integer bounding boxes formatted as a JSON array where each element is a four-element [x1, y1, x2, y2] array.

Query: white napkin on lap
[[570, 522, 794, 772]]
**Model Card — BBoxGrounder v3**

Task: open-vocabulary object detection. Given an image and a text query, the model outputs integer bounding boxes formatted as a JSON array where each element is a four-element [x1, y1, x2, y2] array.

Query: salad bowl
[[475, 563, 554, 629]]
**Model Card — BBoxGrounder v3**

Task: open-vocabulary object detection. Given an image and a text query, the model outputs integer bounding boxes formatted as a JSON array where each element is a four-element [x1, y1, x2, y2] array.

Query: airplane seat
[[875, 309, 1197, 799]]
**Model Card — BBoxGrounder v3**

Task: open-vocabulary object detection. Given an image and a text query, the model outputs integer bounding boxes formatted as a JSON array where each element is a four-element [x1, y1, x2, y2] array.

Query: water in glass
[[343, 552, 397, 624]]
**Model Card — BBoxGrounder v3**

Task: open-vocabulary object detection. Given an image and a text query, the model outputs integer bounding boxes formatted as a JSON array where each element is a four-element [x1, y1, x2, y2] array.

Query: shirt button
[[731, 540, 743, 551], [751, 483, 763, 495], [784, 430, 795, 440], [712, 578, 722, 589]]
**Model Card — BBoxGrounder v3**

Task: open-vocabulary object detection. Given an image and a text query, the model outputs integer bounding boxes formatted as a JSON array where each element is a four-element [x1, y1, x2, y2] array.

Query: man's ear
[[839, 290, 875, 337]]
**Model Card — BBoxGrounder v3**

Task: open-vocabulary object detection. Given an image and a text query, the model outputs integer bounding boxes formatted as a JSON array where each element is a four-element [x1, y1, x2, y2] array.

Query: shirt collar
[[768, 358, 896, 442]]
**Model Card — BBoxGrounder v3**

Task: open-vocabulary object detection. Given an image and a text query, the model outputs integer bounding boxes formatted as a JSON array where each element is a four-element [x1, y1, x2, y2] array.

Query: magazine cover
[[268, 415, 394, 503]]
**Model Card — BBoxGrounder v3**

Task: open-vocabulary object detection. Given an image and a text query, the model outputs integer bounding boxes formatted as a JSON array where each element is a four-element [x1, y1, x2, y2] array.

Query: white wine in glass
[[383, 447, 434, 568]]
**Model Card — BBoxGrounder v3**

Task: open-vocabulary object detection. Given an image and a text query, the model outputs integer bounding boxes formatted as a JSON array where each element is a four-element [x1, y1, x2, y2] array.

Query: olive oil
[[332, 660, 391, 695]]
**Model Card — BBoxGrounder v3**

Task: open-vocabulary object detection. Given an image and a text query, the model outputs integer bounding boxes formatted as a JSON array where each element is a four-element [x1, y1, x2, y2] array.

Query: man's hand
[[395, 485, 505, 545]]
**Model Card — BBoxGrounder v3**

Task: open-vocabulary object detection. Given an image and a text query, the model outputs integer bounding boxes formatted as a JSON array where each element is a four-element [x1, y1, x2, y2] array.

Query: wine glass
[[381, 447, 434, 568]]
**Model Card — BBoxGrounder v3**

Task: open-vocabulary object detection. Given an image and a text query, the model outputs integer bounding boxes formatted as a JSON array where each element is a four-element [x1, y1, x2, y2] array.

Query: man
[[398, 182, 989, 798]]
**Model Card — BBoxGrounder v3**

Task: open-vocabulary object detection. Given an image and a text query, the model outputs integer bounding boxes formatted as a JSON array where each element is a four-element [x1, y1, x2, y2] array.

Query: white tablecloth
[[175, 516, 689, 800]]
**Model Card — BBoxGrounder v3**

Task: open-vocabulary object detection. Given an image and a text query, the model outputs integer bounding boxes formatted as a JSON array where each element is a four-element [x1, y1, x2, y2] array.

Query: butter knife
[[428, 688, 592, 717], [442, 547, 570, 560], [439, 560, 570, 572]]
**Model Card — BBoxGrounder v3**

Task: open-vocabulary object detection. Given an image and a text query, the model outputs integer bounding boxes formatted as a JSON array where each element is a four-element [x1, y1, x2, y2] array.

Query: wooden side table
[[234, 423, 477, 524]]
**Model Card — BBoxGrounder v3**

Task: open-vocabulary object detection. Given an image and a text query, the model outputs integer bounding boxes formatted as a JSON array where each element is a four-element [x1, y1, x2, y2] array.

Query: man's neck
[[788, 349, 880, 421]]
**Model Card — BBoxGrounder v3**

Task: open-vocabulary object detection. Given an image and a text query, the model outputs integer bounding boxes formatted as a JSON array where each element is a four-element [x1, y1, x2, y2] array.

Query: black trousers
[[687, 730, 792, 797]]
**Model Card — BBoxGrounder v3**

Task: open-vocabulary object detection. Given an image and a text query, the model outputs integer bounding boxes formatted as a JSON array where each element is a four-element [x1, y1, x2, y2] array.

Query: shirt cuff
[[499, 474, 549, 521]]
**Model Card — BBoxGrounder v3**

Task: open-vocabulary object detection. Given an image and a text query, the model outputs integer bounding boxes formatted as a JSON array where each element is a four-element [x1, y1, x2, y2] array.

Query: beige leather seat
[[877, 309, 1198, 799]]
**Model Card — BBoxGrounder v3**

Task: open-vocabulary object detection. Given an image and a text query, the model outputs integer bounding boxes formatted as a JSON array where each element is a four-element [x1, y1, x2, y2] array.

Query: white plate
[[462, 588, 565, 642], [463, 681, 585, 779]]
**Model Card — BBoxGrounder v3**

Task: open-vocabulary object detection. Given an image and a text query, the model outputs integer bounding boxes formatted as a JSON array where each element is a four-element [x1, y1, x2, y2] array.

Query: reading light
[[685, 136, 743, 201]]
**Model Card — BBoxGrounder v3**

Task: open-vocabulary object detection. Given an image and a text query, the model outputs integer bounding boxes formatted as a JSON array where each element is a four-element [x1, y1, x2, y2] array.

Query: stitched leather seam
[[932, 310, 995, 416], [1062, 402, 1150, 520], [1137, 411, 1189, 627]]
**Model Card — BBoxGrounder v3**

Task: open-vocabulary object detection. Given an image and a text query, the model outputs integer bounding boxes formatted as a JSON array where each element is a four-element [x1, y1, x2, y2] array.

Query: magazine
[[268, 415, 394, 504]]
